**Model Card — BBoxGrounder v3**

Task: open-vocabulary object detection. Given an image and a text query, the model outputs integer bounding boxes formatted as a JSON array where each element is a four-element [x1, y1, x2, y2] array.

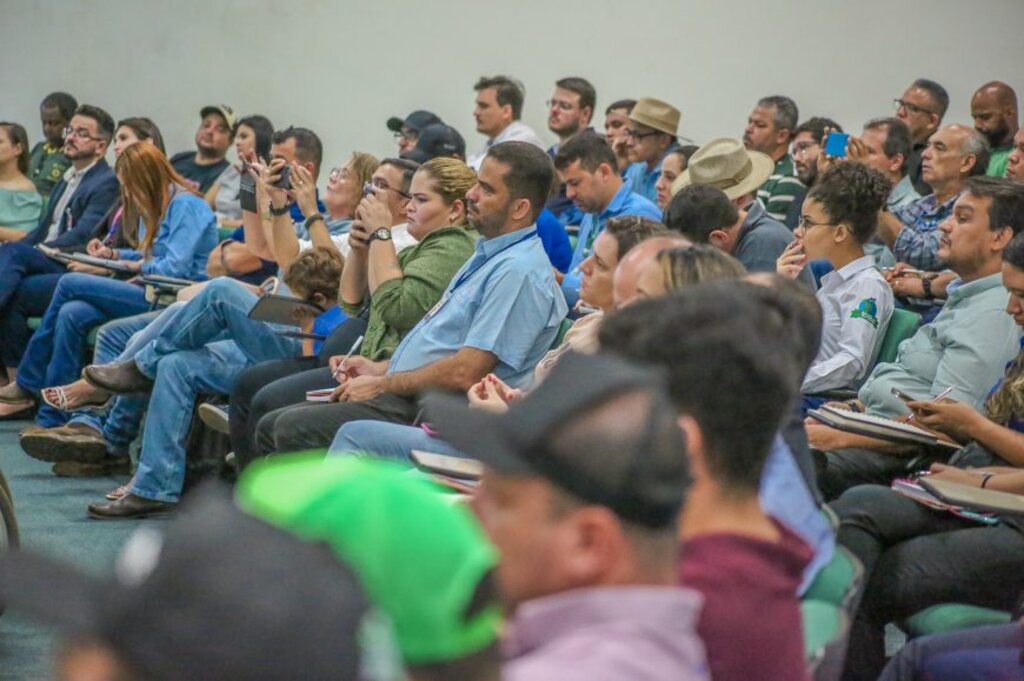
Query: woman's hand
[[776, 239, 806, 279], [926, 463, 987, 486], [289, 163, 319, 219], [86, 238, 114, 259], [466, 374, 522, 414], [906, 398, 985, 441], [66, 261, 111, 275]]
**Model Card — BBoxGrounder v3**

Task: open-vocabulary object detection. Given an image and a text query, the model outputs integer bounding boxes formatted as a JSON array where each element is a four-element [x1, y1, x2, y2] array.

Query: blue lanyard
[[447, 229, 536, 293]]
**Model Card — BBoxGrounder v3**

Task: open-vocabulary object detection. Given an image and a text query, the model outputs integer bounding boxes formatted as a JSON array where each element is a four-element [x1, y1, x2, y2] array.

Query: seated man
[[600, 284, 813, 681], [386, 109, 442, 156], [785, 116, 842, 229], [808, 177, 1024, 500], [876, 124, 989, 272], [428, 352, 710, 681], [894, 78, 949, 195], [27, 91, 76, 199], [666, 142, 815, 287], [0, 104, 119, 378], [743, 95, 804, 222], [254, 141, 568, 456], [622, 97, 681, 203], [169, 105, 234, 193], [467, 76, 545, 170], [971, 81, 1019, 178], [554, 133, 660, 306]]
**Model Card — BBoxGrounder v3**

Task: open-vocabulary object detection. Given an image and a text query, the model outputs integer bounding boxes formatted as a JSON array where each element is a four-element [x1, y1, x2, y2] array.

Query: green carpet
[[0, 418, 167, 680]]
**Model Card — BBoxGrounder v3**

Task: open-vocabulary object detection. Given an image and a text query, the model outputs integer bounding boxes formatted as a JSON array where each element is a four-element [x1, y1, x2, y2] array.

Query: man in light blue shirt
[[554, 134, 661, 307], [254, 141, 568, 455], [621, 97, 681, 204], [810, 177, 1024, 500]]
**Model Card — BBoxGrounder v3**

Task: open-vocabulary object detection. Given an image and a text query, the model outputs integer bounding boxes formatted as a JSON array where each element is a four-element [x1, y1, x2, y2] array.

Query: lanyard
[[448, 229, 536, 294]]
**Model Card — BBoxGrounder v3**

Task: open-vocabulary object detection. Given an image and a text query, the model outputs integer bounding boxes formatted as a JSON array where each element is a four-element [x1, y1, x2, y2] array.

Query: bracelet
[[304, 213, 325, 231], [270, 202, 291, 217], [980, 472, 995, 489]]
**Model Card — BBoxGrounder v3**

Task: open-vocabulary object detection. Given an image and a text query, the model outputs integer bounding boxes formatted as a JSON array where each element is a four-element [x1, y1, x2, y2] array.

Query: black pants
[[815, 446, 945, 501], [831, 484, 1024, 681], [228, 317, 368, 466]]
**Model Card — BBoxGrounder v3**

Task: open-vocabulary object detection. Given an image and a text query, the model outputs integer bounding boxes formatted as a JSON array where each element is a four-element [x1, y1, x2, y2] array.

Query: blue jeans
[[69, 311, 165, 454], [878, 623, 1024, 681], [134, 277, 298, 376], [329, 421, 468, 464], [0, 241, 67, 311], [0, 272, 64, 368], [16, 273, 152, 428]]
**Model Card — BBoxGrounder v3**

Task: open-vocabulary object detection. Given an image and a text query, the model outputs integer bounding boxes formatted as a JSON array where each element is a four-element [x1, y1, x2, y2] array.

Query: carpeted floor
[[0, 418, 165, 680]]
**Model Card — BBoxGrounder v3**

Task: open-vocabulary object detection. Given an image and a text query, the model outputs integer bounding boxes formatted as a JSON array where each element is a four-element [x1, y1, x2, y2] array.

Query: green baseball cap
[[235, 455, 501, 665]]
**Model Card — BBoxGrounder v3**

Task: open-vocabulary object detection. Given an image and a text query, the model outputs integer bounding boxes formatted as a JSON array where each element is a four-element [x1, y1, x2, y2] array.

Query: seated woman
[[204, 114, 273, 228], [0, 117, 164, 385], [327, 243, 746, 462], [831, 231, 1024, 681], [776, 163, 894, 403], [226, 157, 480, 468], [0, 122, 43, 240], [0, 142, 217, 424], [653, 145, 697, 211]]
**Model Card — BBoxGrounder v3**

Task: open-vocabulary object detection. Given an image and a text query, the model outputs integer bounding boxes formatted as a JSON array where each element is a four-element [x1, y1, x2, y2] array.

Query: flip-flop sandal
[[41, 385, 111, 413], [105, 484, 130, 501]]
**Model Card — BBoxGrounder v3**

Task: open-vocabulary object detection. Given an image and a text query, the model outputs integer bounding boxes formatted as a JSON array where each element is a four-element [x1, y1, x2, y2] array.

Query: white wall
[[2, 0, 1023, 179]]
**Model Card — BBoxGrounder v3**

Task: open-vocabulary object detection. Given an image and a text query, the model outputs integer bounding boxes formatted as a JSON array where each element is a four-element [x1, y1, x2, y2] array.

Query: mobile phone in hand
[[890, 387, 920, 404], [824, 132, 850, 158]]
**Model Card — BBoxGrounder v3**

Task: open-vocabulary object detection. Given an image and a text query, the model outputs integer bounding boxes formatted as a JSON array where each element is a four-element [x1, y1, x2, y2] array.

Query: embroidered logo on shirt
[[851, 298, 879, 328]]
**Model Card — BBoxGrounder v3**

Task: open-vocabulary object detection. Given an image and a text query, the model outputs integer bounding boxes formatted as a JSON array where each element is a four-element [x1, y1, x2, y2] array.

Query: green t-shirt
[[28, 141, 70, 199], [342, 225, 478, 360], [987, 146, 1012, 178]]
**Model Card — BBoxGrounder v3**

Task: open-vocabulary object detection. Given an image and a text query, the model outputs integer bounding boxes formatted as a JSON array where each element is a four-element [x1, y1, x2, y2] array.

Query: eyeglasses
[[546, 99, 576, 112], [792, 141, 819, 157], [364, 179, 411, 199], [62, 126, 105, 142], [625, 128, 661, 140], [797, 216, 837, 230], [329, 167, 350, 183], [393, 129, 417, 142], [893, 99, 934, 116]]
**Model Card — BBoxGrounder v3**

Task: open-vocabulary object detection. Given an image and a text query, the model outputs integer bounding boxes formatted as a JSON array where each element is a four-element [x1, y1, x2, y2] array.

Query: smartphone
[[362, 181, 377, 196], [239, 172, 257, 213], [824, 132, 850, 158], [410, 450, 483, 480], [272, 165, 292, 190], [890, 387, 921, 404]]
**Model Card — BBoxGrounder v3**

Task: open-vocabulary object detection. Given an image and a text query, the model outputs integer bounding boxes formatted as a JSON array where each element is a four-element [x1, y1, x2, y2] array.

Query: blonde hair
[[417, 158, 476, 213], [348, 151, 379, 188], [986, 355, 1024, 426], [656, 245, 747, 292]]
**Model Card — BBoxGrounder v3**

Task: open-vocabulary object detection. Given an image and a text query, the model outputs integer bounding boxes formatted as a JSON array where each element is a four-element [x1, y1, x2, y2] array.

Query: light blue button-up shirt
[[759, 435, 834, 594], [622, 144, 678, 204], [387, 226, 568, 388], [561, 183, 661, 307]]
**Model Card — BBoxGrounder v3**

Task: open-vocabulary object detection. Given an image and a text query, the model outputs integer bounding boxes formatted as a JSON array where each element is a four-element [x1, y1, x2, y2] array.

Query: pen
[[331, 335, 364, 380], [908, 385, 955, 422]]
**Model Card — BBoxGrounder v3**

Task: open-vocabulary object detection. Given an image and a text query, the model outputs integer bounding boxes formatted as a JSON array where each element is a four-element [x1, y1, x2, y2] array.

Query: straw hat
[[671, 137, 774, 200], [628, 98, 680, 137]]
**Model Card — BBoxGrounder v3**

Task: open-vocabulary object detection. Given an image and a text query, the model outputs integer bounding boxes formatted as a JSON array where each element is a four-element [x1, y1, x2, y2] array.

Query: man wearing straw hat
[[622, 97, 681, 204]]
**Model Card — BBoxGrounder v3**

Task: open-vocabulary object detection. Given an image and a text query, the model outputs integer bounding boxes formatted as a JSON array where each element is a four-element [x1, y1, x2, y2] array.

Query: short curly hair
[[807, 164, 891, 244]]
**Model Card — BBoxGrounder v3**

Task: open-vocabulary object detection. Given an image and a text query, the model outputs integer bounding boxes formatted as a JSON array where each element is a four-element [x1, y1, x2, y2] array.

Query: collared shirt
[[734, 202, 816, 287], [560, 183, 661, 306], [892, 192, 959, 271], [887, 174, 921, 212], [759, 435, 835, 594], [503, 586, 709, 681], [45, 159, 99, 242], [622, 142, 678, 204], [387, 226, 568, 388], [28, 141, 70, 198], [859, 272, 1022, 417], [468, 121, 547, 170], [756, 154, 805, 222], [802, 256, 894, 393], [117, 192, 218, 280]]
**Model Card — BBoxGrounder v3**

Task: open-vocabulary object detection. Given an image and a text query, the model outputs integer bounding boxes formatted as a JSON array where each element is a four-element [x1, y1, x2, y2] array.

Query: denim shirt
[[119, 192, 218, 280], [623, 142, 678, 204], [561, 183, 661, 306], [387, 226, 568, 388], [759, 435, 835, 594]]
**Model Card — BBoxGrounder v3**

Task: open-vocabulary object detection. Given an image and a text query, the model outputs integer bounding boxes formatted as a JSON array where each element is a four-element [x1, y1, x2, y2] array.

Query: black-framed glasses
[[546, 99, 576, 111], [392, 129, 417, 141], [625, 128, 661, 140], [62, 126, 104, 142], [792, 141, 819, 157], [893, 99, 934, 116], [364, 179, 411, 199], [797, 215, 837, 230]]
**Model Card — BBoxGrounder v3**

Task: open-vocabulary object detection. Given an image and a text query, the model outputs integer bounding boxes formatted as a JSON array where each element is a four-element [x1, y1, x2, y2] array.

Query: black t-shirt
[[170, 151, 229, 193]]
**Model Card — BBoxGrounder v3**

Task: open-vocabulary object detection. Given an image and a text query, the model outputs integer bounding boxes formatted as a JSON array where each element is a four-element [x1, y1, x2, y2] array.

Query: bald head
[[972, 81, 1019, 149], [613, 235, 691, 307]]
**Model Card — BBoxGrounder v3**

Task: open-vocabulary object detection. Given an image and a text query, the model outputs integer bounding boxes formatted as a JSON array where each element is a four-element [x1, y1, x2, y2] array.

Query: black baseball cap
[[403, 123, 467, 163], [0, 484, 369, 681], [386, 110, 442, 134], [427, 352, 690, 528]]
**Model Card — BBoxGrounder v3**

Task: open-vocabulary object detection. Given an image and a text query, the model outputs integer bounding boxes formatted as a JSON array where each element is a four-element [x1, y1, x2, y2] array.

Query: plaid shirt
[[891, 192, 959, 271]]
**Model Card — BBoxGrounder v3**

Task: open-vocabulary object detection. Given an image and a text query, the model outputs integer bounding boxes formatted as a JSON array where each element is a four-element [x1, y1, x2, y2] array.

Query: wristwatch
[[371, 227, 392, 242]]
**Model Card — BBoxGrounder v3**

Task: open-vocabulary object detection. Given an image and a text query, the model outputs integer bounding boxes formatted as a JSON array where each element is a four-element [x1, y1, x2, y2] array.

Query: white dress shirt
[[45, 159, 99, 242], [468, 121, 547, 170]]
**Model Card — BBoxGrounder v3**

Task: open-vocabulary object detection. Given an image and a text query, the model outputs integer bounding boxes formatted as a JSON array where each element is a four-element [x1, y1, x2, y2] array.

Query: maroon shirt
[[678, 520, 812, 681]]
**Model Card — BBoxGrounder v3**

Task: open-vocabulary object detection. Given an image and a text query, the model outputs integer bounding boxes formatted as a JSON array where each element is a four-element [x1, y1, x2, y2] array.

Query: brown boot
[[19, 423, 107, 463]]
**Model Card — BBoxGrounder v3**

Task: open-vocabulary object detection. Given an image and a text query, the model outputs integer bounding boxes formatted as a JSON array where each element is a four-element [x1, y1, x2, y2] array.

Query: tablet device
[[247, 293, 323, 326]]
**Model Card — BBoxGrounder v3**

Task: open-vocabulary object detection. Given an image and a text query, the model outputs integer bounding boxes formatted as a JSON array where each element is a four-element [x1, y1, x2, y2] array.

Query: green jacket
[[28, 141, 71, 199], [342, 225, 478, 360]]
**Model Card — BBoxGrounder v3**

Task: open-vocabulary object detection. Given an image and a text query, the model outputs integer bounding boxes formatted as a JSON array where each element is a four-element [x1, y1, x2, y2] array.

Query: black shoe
[[83, 360, 154, 394], [88, 493, 175, 520]]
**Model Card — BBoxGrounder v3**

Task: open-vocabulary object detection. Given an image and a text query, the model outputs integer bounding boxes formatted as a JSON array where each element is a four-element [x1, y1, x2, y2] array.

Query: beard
[[797, 163, 817, 186], [981, 122, 1011, 147], [468, 202, 511, 238]]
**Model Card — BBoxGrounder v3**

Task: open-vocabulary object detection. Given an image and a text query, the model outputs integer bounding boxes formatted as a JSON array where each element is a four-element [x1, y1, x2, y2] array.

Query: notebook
[[808, 405, 960, 450], [921, 477, 1024, 517]]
